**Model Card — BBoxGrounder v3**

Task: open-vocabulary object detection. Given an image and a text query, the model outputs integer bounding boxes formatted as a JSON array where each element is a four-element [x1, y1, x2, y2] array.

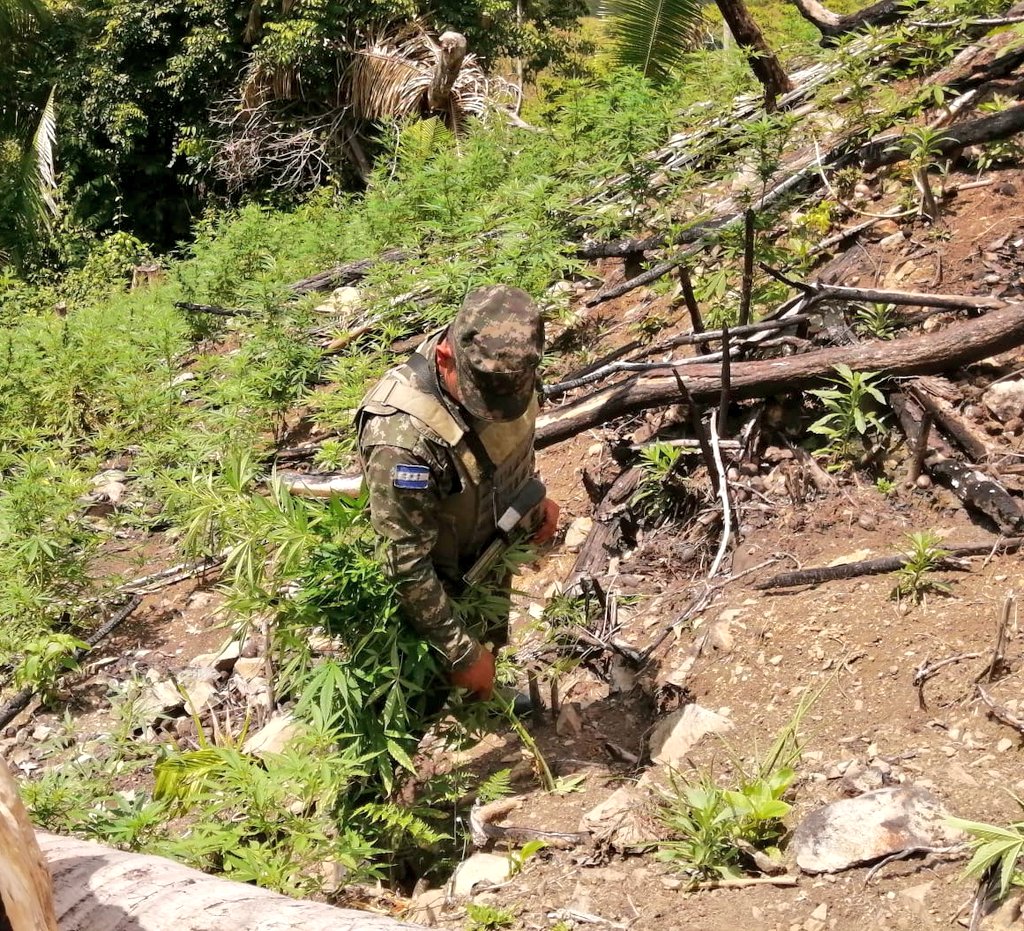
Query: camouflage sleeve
[[361, 443, 481, 672]]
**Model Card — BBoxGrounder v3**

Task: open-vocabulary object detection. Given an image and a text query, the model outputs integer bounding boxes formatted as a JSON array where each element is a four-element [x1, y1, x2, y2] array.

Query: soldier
[[356, 285, 559, 701]]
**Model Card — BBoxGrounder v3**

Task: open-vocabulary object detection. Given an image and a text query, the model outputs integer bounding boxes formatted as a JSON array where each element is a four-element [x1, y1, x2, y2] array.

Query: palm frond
[[345, 25, 492, 130], [31, 87, 58, 217], [597, 0, 708, 83], [0, 0, 47, 44]]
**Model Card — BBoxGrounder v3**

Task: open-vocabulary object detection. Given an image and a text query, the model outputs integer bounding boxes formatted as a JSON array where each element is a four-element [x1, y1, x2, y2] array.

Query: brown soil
[[409, 167, 1024, 931]]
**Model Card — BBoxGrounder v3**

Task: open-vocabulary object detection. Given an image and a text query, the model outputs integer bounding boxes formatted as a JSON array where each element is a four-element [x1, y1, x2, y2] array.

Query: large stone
[[563, 517, 593, 552], [649, 704, 733, 766], [232, 657, 266, 681], [581, 782, 658, 853], [406, 888, 446, 925], [449, 853, 511, 897], [180, 676, 219, 717], [137, 678, 187, 723], [791, 786, 965, 874], [314, 286, 362, 316], [242, 713, 303, 756], [189, 637, 241, 673], [982, 380, 1024, 424], [555, 702, 583, 738], [981, 890, 1024, 931]]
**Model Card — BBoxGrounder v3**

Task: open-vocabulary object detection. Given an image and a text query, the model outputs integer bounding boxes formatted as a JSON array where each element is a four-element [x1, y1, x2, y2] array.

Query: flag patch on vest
[[392, 464, 430, 490]]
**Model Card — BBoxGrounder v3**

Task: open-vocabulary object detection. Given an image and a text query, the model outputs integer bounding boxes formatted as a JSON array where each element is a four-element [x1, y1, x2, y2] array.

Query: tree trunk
[[714, 0, 794, 110], [0, 758, 59, 931], [427, 31, 468, 112], [33, 832, 429, 931], [854, 103, 1024, 172], [535, 303, 1024, 447], [787, 0, 915, 38]]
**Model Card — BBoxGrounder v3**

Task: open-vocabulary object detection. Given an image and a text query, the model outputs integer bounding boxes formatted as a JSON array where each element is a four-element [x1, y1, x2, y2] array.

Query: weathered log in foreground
[[535, 303, 1024, 447], [1, 759, 58, 931], [34, 832, 429, 931]]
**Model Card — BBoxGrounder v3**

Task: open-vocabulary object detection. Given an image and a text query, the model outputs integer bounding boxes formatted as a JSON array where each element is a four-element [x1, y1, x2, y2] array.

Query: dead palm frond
[[31, 87, 58, 217], [345, 25, 494, 133], [0, 0, 47, 44]]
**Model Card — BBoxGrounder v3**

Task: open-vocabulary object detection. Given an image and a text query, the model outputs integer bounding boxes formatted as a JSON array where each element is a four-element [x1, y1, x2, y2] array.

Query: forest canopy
[[1, 0, 586, 261]]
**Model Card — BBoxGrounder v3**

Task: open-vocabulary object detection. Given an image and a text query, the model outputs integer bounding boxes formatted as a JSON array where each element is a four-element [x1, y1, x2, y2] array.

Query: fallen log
[[277, 470, 363, 499], [289, 248, 412, 294], [565, 467, 642, 589], [536, 302, 1024, 448], [759, 269, 1007, 312], [906, 378, 993, 462], [34, 832, 429, 931], [891, 391, 1024, 533], [789, 0, 925, 39], [757, 537, 1024, 589], [579, 43, 1024, 296], [853, 103, 1024, 172], [927, 457, 1024, 534], [1, 758, 57, 931]]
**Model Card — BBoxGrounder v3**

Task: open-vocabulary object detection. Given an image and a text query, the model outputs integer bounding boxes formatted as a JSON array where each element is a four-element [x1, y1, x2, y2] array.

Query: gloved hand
[[450, 646, 496, 700], [531, 497, 560, 545]]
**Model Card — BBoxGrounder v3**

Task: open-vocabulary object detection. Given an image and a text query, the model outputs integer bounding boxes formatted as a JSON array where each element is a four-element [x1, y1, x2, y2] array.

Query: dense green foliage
[[3, 67, 699, 891], [2, 0, 586, 258]]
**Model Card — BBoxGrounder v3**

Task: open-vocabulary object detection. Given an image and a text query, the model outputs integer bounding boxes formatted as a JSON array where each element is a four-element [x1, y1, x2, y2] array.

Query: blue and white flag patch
[[392, 464, 430, 490]]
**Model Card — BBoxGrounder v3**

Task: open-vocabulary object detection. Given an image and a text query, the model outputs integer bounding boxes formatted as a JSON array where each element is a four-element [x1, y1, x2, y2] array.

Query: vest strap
[[405, 352, 496, 480]]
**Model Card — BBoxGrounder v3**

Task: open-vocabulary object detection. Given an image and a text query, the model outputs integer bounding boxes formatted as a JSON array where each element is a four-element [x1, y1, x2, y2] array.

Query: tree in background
[[0, 0, 58, 268], [0, 0, 585, 259]]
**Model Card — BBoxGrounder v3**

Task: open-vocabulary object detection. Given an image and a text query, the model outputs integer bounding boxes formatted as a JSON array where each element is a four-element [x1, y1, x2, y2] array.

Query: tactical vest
[[356, 338, 538, 579]]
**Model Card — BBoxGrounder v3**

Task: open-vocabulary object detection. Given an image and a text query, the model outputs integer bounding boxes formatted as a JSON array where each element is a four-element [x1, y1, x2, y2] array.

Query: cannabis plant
[[892, 531, 951, 604], [949, 801, 1024, 900], [854, 303, 898, 340], [808, 365, 887, 469], [634, 441, 691, 522]]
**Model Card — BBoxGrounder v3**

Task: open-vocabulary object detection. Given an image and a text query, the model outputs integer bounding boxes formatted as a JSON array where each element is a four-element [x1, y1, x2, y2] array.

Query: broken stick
[[757, 538, 1024, 590]]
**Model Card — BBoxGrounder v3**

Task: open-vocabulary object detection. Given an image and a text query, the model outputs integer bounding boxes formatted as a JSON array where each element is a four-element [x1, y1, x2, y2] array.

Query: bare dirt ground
[[403, 168, 1024, 930]]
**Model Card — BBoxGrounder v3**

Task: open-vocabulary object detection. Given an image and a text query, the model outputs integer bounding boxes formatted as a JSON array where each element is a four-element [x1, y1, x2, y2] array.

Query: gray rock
[[189, 637, 241, 673], [555, 702, 583, 738], [981, 890, 1024, 930], [581, 781, 658, 853], [563, 517, 593, 552], [242, 712, 303, 756], [982, 380, 1024, 424], [649, 704, 733, 766], [792, 786, 964, 873], [448, 853, 511, 897]]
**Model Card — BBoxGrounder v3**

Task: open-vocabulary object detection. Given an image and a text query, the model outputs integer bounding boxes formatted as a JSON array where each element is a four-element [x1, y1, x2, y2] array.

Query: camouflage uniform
[[356, 286, 544, 672]]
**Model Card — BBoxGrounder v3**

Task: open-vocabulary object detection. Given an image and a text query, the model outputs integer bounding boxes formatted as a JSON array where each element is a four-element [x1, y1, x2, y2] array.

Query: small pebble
[[998, 738, 1015, 753], [915, 474, 932, 489], [858, 513, 877, 531]]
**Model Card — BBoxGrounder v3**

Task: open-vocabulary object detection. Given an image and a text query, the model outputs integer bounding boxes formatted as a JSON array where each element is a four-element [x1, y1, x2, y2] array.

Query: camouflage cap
[[449, 285, 544, 422]]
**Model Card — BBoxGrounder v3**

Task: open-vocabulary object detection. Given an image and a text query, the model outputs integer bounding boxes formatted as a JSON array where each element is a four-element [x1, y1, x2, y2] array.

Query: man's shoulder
[[359, 408, 425, 451]]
